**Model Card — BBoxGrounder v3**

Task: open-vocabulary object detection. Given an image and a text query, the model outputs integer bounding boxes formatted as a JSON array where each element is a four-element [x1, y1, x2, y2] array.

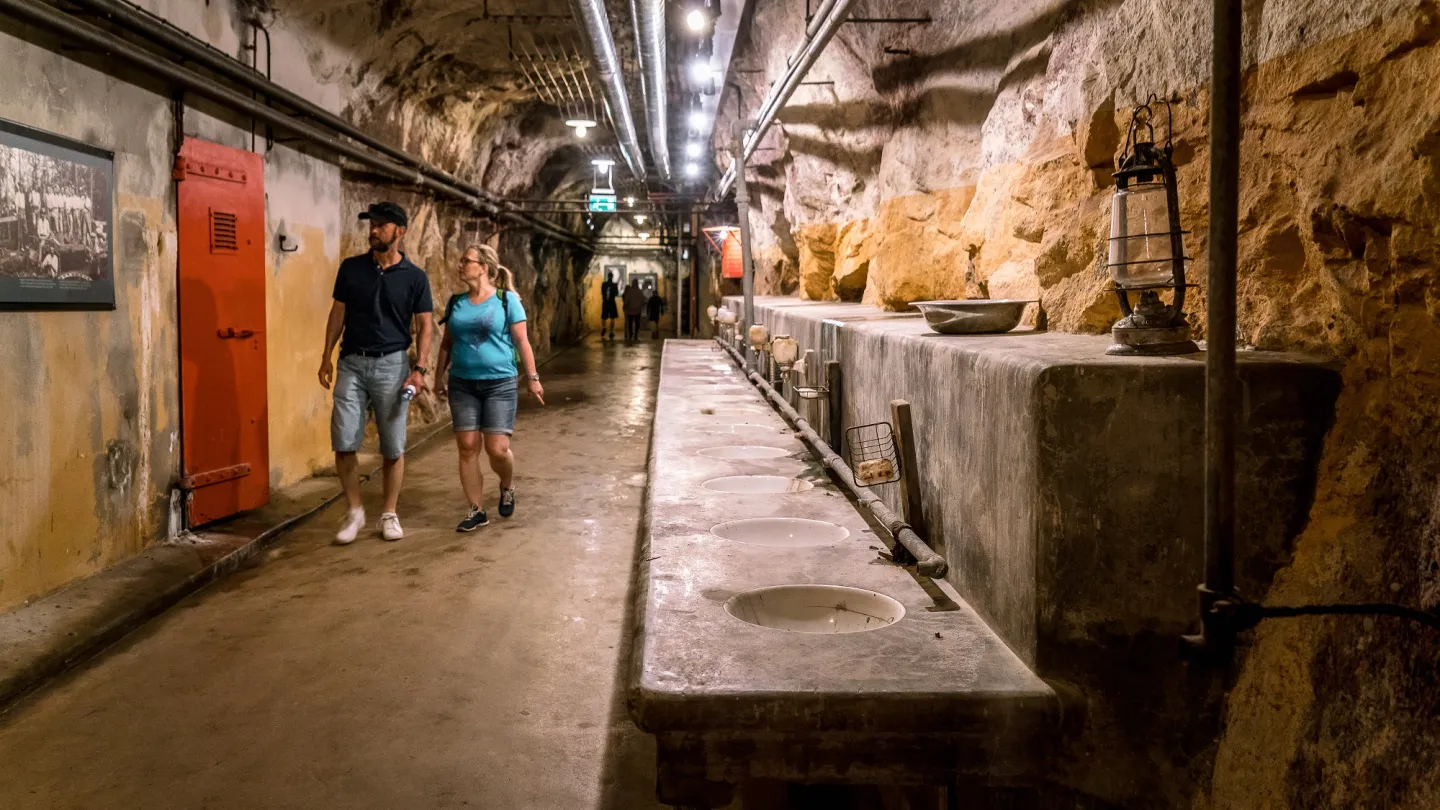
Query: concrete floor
[[0, 336, 668, 810]]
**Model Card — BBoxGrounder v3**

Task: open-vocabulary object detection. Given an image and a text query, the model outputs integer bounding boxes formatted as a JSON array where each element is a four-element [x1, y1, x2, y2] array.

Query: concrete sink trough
[[634, 341, 1067, 807], [702, 475, 814, 494], [724, 585, 902, 633], [711, 517, 848, 547]]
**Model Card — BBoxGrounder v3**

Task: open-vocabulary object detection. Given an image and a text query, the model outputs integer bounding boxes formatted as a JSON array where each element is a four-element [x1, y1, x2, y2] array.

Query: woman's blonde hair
[[468, 243, 515, 293]]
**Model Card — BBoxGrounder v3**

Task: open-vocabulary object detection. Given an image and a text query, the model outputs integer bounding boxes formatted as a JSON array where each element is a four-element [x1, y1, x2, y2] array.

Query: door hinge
[[180, 463, 252, 491]]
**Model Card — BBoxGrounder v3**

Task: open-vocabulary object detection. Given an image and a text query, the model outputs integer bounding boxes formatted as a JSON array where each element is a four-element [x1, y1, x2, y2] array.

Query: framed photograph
[[0, 119, 115, 310], [603, 263, 627, 287]]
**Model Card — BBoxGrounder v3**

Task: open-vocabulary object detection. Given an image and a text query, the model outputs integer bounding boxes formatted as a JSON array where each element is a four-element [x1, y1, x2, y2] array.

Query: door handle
[[218, 328, 260, 339]]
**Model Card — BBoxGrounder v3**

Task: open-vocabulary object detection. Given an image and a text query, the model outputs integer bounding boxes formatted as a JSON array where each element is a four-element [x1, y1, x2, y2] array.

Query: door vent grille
[[210, 210, 238, 253]]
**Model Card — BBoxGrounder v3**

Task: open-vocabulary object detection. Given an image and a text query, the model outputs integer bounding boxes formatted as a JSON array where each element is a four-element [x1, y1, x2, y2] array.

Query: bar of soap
[[855, 458, 895, 485]]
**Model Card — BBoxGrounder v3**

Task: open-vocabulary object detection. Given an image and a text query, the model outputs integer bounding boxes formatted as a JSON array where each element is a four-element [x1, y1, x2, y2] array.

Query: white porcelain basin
[[697, 445, 791, 461], [712, 517, 848, 547], [724, 585, 905, 633], [702, 475, 814, 494], [692, 423, 775, 434]]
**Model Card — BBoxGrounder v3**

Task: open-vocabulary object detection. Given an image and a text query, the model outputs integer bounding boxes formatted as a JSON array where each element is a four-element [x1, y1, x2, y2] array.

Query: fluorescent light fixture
[[566, 118, 597, 138], [685, 162, 699, 177], [686, 9, 707, 31], [689, 111, 706, 129], [686, 142, 702, 158]]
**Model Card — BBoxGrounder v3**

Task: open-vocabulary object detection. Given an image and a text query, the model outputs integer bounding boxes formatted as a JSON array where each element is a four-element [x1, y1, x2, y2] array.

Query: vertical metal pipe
[[1205, 0, 1241, 601], [731, 120, 758, 373]]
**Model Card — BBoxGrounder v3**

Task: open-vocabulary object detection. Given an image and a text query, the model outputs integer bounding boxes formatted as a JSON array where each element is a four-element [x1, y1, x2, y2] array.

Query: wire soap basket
[[845, 421, 902, 487], [794, 382, 830, 400]]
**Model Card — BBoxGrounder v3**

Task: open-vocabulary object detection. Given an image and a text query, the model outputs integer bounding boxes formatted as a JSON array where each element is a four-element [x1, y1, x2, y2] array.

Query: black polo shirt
[[332, 252, 434, 356]]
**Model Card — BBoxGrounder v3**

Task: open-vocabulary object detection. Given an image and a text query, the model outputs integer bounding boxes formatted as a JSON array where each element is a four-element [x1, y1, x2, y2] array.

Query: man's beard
[[369, 235, 396, 252]]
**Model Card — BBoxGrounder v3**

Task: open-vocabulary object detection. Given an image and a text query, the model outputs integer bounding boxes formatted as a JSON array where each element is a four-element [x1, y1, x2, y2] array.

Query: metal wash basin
[[912, 299, 1037, 334], [724, 584, 905, 634], [712, 517, 849, 548]]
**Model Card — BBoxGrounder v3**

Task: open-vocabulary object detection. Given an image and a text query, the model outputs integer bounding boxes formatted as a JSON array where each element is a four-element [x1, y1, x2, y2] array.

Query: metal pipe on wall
[[65, 0, 504, 210], [730, 120, 758, 372], [713, 0, 855, 199], [716, 338, 948, 578], [566, 0, 648, 181], [1197, 0, 1242, 652], [637, 0, 672, 180], [0, 0, 591, 248]]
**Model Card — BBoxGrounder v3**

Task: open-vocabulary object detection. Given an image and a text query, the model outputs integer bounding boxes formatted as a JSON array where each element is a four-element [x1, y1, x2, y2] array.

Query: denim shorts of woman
[[448, 376, 518, 435]]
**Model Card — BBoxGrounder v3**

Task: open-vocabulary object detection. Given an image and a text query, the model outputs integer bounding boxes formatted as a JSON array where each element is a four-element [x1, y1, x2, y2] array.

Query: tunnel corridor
[[3, 0, 1440, 807]]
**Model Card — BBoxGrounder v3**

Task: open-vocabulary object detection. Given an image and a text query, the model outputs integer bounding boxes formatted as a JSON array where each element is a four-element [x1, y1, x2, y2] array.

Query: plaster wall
[[0, 0, 589, 610]]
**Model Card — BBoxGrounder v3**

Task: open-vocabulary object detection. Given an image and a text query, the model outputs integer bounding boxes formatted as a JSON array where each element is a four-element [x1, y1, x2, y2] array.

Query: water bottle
[[401, 384, 417, 401]]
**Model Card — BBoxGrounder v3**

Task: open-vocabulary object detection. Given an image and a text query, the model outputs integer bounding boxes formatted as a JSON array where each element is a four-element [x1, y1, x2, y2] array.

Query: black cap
[[359, 202, 408, 227]]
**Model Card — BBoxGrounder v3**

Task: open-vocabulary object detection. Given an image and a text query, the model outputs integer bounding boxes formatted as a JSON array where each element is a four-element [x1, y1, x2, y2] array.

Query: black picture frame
[[0, 119, 116, 311]]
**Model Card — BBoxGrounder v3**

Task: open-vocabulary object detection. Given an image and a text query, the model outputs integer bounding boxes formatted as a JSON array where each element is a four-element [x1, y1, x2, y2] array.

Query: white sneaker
[[336, 507, 365, 545], [380, 512, 404, 542]]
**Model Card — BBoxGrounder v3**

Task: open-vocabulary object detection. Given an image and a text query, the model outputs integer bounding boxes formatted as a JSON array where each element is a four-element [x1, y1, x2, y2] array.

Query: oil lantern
[[1105, 97, 1198, 356]]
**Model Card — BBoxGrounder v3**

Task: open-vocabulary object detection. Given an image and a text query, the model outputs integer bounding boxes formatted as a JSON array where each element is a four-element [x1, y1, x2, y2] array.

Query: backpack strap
[[439, 292, 464, 326]]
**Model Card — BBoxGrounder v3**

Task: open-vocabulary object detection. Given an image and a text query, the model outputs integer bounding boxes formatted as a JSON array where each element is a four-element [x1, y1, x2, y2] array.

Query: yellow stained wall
[[264, 223, 341, 489], [582, 256, 676, 334]]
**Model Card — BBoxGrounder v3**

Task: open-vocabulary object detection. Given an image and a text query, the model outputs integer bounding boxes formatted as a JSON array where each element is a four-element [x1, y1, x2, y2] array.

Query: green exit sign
[[588, 192, 617, 213]]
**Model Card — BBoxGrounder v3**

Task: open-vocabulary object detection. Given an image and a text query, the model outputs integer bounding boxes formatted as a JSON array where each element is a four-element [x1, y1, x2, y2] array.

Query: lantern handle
[[1120, 95, 1176, 163]]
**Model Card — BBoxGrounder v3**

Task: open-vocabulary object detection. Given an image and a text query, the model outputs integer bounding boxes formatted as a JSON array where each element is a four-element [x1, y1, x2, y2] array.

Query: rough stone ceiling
[[268, 0, 656, 192]]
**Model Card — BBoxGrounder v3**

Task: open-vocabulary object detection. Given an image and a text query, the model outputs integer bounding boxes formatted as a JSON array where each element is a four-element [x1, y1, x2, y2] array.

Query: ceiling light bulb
[[638, 231, 650, 240], [626, 196, 635, 206], [690, 60, 712, 83], [591, 158, 614, 168], [686, 142, 702, 158], [685, 162, 699, 177], [689, 111, 706, 129], [635, 214, 647, 224], [686, 9, 707, 31]]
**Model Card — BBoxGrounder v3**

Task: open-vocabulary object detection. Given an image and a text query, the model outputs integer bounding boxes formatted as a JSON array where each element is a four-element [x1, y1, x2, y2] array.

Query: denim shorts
[[448, 375, 519, 435], [332, 351, 410, 459]]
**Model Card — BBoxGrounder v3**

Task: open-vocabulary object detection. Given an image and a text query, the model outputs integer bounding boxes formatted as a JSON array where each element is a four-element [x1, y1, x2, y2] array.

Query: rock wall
[[0, 0, 590, 610], [719, 1, 1440, 807]]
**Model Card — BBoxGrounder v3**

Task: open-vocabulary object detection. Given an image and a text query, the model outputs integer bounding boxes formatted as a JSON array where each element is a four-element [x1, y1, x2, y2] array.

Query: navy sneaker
[[498, 487, 516, 518], [457, 506, 489, 532]]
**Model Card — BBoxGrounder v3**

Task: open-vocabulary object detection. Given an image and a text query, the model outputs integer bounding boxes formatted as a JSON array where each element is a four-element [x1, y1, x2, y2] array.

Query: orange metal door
[[176, 138, 269, 526]]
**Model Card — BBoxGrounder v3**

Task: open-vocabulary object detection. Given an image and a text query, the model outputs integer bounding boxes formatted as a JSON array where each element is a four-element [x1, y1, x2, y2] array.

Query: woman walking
[[436, 244, 545, 532]]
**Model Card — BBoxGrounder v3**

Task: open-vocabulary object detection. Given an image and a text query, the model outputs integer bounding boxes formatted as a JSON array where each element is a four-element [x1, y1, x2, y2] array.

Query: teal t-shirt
[[448, 292, 526, 381]]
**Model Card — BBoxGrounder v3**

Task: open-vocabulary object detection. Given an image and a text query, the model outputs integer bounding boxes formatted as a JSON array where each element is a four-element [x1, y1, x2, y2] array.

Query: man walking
[[600, 270, 620, 340], [622, 278, 645, 344], [318, 202, 435, 544]]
